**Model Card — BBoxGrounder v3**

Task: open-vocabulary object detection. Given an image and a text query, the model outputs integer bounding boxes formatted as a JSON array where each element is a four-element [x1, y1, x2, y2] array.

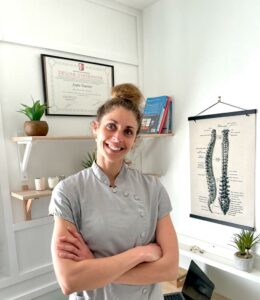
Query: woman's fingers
[[57, 240, 80, 256], [59, 234, 81, 249], [66, 228, 94, 258], [58, 251, 82, 262], [66, 227, 87, 249], [67, 226, 85, 243], [57, 229, 95, 261]]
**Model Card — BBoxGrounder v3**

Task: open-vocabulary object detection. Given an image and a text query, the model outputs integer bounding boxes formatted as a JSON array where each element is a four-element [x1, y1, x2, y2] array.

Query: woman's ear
[[92, 120, 99, 135]]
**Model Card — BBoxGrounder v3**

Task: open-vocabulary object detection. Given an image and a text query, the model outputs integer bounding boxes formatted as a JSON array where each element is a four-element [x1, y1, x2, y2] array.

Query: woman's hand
[[141, 243, 163, 262], [57, 226, 94, 261]]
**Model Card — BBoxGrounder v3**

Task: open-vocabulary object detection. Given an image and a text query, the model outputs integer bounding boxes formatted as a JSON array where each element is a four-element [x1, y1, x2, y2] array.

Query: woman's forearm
[[51, 218, 156, 294], [114, 254, 178, 285], [52, 217, 173, 294], [53, 244, 145, 294], [52, 239, 162, 295]]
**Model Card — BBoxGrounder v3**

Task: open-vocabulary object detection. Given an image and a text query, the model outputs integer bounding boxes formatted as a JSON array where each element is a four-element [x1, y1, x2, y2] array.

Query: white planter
[[234, 252, 254, 272]]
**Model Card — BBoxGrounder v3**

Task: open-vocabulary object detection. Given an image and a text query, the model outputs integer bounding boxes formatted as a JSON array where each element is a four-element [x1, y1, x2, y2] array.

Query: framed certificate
[[41, 54, 114, 116]]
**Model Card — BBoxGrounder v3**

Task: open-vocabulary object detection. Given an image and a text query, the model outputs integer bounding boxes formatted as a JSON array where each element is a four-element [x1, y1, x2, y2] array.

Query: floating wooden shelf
[[11, 190, 52, 221], [11, 189, 52, 200], [12, 133, 173, 142], [12, 135, 95, 142]]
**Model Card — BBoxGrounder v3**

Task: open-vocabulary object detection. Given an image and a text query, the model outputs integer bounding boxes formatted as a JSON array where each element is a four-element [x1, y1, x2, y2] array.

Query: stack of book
[[140, 95, 173, 134]]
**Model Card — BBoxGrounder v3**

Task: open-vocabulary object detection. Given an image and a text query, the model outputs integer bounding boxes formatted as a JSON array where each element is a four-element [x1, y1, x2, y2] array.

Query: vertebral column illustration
[[205, 129, 217, 212], [218, 129, 230, 214]]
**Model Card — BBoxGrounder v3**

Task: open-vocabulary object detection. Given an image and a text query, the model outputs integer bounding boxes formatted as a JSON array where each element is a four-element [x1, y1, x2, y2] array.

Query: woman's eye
[[124, 128, 134, 136], [106, 123, 116, 130]]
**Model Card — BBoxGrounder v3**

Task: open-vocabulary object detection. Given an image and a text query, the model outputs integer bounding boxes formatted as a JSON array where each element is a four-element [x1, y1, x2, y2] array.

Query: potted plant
[[82, 151, 96, 168], [231, 229, 260, 272], [18, 98, 49, 136]]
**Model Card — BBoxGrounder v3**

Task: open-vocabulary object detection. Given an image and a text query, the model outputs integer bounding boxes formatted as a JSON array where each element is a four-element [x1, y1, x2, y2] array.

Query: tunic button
[[142, 288, 148, 295], [140, 232, 146, 238], [124, 192, 129, 197], [134, 195, 139, 200], [140, 212, 145, 217]]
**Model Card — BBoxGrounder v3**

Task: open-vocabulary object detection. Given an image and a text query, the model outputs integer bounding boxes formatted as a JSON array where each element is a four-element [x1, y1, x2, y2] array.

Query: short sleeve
[[49, 181, 78, 226], [157, 182, 172, 220]]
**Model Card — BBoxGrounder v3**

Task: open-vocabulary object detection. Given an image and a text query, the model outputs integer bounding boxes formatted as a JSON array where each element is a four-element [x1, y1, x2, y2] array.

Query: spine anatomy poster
[[188, 110, 257, 229]]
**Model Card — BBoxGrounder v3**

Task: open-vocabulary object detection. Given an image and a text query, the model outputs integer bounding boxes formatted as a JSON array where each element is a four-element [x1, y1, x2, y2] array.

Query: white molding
[[0, 263, 53, 289], [2, 38, 139, 66], [13, 216, 53, 232], [0, 102, 19, 276], [135, 12, 144, 90], [0, 0, 142, 66], [86, 0, 141, 16], [11, 281, 60, 300]]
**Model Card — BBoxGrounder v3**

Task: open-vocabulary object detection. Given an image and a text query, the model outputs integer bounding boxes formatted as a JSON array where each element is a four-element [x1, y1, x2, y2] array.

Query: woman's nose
[[112, 131, 123, 142]]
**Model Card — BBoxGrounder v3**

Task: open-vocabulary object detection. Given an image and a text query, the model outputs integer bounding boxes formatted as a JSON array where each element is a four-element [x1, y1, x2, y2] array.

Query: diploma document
[[42, 54, 114, 116]]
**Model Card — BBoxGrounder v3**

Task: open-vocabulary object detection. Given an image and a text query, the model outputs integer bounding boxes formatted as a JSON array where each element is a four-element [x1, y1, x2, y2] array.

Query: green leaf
[[231, 229, 260, 255], [18, 98, 48, 120], [82, 151, 96, 168]]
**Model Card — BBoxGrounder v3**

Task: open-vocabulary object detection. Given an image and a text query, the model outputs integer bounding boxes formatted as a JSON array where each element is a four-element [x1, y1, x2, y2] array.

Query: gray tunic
[[49, 162, 172, 300]]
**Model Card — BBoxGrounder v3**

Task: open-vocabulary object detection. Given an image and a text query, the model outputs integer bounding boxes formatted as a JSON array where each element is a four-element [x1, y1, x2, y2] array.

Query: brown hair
[[96, 97, 142, 135], [111, 83, 144, 107]]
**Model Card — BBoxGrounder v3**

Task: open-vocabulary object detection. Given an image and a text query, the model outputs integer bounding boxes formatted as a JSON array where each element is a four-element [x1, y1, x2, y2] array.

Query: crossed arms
[[51, 214, 179, 295]]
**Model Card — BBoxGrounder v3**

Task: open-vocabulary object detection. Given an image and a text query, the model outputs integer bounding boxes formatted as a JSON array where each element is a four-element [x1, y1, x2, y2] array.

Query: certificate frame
[[41, 54, 114, 116]]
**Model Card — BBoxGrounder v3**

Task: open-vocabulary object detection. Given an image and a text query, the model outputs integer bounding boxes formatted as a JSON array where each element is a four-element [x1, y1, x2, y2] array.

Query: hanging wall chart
[[188, 108, 257, 230]]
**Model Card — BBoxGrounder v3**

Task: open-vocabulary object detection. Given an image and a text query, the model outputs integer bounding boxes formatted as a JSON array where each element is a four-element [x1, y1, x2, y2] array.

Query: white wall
[[143, 0, 260, 299], [2, 0, 260, 299], [0, 0, 142, 298]]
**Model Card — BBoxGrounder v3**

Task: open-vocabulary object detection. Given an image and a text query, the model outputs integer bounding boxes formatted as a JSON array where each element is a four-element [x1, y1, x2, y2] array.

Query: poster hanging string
[[196, 96, 248, 116]]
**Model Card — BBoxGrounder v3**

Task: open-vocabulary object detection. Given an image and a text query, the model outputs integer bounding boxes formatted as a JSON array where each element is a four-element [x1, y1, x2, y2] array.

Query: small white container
[[35, 177, 46, 191], [48, 176, 59, 189]]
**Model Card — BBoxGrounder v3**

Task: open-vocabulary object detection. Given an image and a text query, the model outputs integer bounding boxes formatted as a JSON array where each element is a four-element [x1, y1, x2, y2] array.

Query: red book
[[158, 96, 171, 133]]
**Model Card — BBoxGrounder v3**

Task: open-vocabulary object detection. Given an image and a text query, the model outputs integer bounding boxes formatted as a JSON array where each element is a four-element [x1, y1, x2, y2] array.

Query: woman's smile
[[105, 142, 125, 152]]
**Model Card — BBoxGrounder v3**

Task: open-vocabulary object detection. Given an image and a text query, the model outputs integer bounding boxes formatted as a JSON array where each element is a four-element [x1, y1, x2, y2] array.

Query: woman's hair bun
[[111, 83, 144, 108]]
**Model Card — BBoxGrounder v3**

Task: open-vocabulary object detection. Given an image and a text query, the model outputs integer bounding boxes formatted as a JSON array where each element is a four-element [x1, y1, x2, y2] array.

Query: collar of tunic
[[91, 161, 127, 187]]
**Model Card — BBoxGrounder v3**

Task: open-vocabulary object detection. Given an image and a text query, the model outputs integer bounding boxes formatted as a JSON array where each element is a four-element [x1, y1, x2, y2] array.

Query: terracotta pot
[[24, 121, 49, 136]]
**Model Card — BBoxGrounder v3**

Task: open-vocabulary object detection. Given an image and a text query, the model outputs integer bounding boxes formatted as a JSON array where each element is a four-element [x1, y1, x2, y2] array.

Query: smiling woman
[[49, 84, 179, 300]]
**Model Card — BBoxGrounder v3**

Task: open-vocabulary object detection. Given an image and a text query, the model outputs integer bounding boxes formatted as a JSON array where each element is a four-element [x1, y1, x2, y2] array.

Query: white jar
[[35, 177, 46, 191], [48, 176, 59, 189]]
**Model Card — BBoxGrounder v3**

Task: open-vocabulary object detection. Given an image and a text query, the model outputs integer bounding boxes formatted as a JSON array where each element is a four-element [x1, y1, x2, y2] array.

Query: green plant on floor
[[82, 151, 96, 168], [18, 98, 48, 121]]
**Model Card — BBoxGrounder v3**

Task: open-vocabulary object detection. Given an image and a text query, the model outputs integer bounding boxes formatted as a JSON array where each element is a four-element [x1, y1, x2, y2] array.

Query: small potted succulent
[[231, 229, 260, 272], [18, 98, 49, 136]]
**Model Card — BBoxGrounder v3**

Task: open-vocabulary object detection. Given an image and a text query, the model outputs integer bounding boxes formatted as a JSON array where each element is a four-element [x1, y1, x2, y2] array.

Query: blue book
[[140, 96, 168, 134]]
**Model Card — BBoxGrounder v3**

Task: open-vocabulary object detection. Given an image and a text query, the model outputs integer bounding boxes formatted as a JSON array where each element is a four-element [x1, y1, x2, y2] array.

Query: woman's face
[[93, 106, 138, 165]]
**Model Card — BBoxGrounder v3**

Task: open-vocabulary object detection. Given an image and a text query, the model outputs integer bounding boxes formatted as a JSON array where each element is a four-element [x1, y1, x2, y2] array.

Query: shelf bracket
[[23, 198, 34, 221], [16, 141, 33, 189]]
